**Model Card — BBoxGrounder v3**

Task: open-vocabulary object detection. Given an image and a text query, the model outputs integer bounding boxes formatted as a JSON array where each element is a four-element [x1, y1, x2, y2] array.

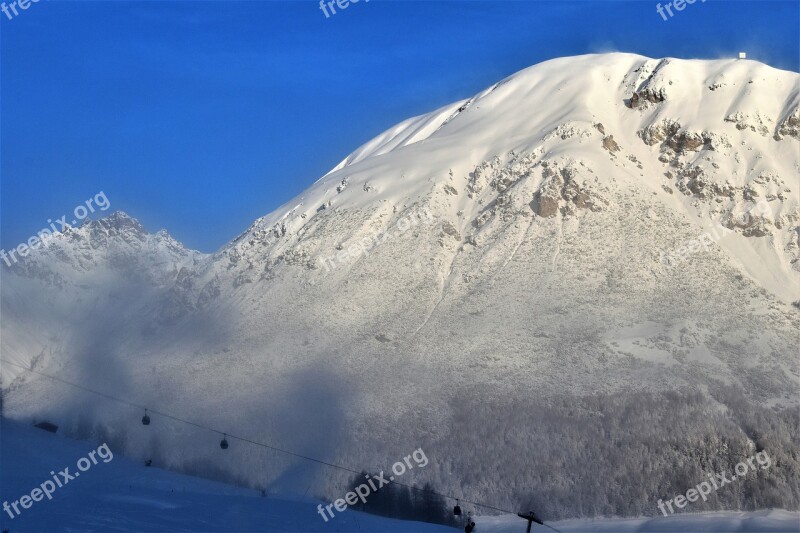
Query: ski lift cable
[[0, 358, 564, 531]]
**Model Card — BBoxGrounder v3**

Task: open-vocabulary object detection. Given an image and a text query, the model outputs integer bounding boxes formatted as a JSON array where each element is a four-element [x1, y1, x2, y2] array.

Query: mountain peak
[[1, 209, 203, 287], [228, 53, 798, 299], [84, 210, 148, 238]]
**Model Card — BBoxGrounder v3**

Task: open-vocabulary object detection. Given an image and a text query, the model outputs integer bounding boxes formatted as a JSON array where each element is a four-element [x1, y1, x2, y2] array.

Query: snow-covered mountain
[[2, 53, 799, 520]]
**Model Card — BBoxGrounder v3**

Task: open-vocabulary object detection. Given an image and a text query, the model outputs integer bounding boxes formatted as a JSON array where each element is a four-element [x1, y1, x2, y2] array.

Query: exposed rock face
[[573, 191, 592, 209], [638, 119, 682, 146], [776, 105, 800, 140], [534, 189, 561, 217], [533, 164, 604, 217], [627, 58, 671, 109], [630, 87, 667, 108], [441, 221, 461, 241], [602, 135, 621, 152], [667, 131, 705, 152], [725, 111, 772, 137], [723, 209, 772, 237], [638, 120, 708, 153]]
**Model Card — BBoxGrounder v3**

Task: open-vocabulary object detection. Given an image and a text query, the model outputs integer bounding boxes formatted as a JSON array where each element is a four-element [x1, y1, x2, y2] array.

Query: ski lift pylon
[[518, 511, 544, 533]]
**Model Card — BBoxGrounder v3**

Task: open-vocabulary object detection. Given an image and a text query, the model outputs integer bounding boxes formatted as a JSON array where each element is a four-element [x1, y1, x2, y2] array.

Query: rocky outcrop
[[630, 87, 667, 108], [602, 135, 621, 152], [534, 188, 561, 217], [638, 119, 681, 146], [724, 112, 772, 137], [775, 105, 800, 140], [533, 164, 605, 217], [722, 209, 772, 237], [637, 119, 709, 154], [441, 221, 462, 241], [667, 131, 705, 152]]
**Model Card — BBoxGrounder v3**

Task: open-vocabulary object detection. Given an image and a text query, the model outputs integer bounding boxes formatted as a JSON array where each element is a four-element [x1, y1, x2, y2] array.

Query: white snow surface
[[2, 420, 797, 532], [244, 53, 799, 299], [0, 419, 453, 532]]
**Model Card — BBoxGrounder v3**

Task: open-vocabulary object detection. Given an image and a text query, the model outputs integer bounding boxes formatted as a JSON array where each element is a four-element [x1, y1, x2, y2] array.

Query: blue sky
[[2, 0, 798, 253]]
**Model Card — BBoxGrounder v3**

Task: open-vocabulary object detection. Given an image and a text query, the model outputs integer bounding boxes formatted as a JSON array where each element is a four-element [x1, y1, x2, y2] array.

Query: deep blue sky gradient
[[2, 0, 798, 252]]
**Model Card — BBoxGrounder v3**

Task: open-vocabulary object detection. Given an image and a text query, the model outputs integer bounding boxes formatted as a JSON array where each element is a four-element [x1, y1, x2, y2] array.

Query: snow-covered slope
[[234, 53, 800, 298], [2, 419, 798, 532], [0, 419, 455, 532], [1, 212, 208, 384], [2, 53, 799, 520]]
